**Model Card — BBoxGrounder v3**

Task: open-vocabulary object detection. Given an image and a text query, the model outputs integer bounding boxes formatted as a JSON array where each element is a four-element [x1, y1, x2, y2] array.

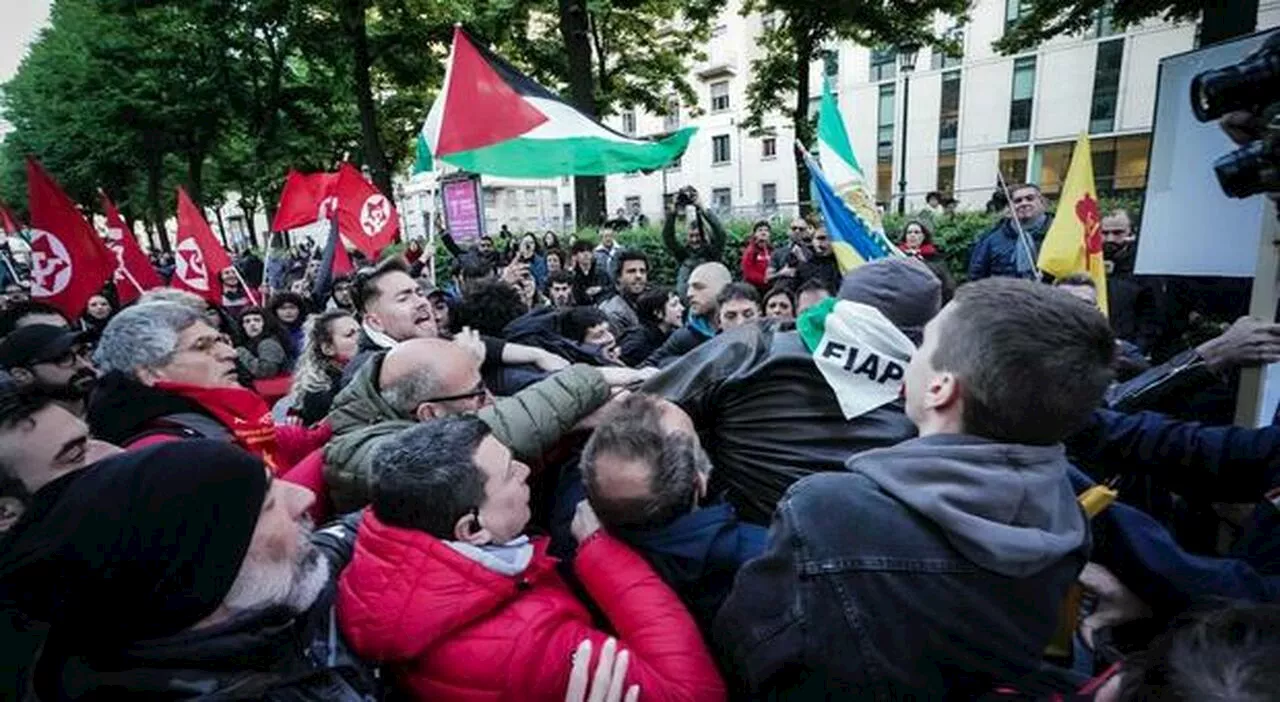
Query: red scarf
[[153, 381, 281, 472]]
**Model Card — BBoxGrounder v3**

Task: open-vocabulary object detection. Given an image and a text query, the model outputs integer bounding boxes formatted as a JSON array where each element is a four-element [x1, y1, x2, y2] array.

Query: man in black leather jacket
[[642, 257, 937, 524]]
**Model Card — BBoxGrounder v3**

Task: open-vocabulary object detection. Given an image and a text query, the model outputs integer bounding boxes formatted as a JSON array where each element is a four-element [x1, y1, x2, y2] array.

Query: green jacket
[[323, 353, 610, 514]]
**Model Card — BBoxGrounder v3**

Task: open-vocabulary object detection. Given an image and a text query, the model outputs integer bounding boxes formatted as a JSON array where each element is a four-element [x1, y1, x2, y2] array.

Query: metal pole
[[897, 71, 911, 216]]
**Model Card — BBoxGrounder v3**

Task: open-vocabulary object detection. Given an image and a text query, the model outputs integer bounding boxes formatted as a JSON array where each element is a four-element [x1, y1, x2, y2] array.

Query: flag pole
[[116, 263, 148, 301], [995, 169, 1042, 280], [0, 248, 22, 286], [231, 265, 260, 307]]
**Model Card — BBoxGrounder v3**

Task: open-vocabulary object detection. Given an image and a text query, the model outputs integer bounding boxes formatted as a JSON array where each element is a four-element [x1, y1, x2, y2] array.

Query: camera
[[674, 186, 698, 209], [1190, 31, 1280, 198]]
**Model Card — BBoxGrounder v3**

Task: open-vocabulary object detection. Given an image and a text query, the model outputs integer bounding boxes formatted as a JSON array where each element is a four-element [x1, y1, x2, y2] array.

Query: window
[[711, 23, 727, 38], [524, 189, 537, 206], [710, 81, 730, 112], [761, 14, 776, 32], [665, 154, 682, 172], [762, 136, 777, 159], [999, 146, 1029, 185], [807, 96, 822, 122], [663, 193, 676, 212], [822, 50, 839, 78], [663, 100, 680, 132], [1005, 0, 1032, 30], [621, 110, 637, 136], [1089, 39, 1124, 134], [1008, 56, 1036, 143], [938, 70, 960, 154], [711, 187, 732, 214], [931, 28, 965, 70], [761, 183, 778, 211], [1034, 134, 1149, 195], [937, 153, 957, 195], [625, 196, 641, 216], [876, 162, 893, 205], [870, 46, 897, 82], [712, 134, 731, 165], [483, 189, 498, 209], [877, 83, 895, 162]]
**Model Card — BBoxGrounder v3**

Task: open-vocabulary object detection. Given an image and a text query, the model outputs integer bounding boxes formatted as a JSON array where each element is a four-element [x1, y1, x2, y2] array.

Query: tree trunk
[[1200, 0, 1256, 46], [186, 151, 206, 211], [211, 206, 229, 250], [344, 0, 394, 202], [791, 28, 815, 214], [558, 0, 604, 228], [145, 150, 170, 253], [243, 204, 259, 250]]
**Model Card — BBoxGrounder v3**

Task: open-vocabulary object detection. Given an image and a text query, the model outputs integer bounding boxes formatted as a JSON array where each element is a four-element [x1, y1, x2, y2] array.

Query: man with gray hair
[[85, 301, 306, 469], [324, 336, 648, 513], [580, 392, 766, 632]]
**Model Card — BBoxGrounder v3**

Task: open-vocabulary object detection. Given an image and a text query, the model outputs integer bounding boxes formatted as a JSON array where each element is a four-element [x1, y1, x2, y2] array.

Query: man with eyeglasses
[[325, 336, 648, 513], [0, 325, 97, 417], [766, 218, 815, 290], [967, 183, 1054, 281], [86, 301, 322, 471]]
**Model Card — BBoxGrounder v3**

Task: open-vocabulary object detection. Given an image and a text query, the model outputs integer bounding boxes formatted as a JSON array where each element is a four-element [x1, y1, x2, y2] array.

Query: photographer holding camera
[[765, 218, 815, 292], [663, 187, 729, 300]]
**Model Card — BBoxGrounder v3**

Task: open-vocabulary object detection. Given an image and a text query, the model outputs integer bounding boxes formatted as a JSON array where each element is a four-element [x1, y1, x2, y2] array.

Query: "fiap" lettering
[[820, 341, 905, 385]]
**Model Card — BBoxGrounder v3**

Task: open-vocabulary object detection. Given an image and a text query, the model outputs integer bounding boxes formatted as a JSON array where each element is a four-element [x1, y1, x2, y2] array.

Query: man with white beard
[[0, 441, 378, 700]]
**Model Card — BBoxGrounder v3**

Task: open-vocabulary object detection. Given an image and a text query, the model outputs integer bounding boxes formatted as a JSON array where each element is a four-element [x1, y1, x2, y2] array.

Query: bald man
[[323, 337, 648, 513], [643, 262, 732, 368]]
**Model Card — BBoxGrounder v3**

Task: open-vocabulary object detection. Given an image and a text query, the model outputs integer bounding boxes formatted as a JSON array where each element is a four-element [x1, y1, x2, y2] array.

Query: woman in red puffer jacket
[[336, 419, 726, 702]]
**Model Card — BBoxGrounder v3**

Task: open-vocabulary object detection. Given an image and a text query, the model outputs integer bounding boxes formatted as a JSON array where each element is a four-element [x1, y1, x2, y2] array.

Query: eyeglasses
[[41, 346, 91, 368], [425, 381, 487, 404], [182, 334, 234, 355]]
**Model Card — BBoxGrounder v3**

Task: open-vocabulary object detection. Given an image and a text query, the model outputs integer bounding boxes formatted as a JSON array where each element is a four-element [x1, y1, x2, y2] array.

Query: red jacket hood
[[336, 509, 559, 662]]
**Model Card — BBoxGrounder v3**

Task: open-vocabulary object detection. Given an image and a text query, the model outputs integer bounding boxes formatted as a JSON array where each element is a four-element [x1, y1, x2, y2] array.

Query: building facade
[[605, 0, 1280, 222]]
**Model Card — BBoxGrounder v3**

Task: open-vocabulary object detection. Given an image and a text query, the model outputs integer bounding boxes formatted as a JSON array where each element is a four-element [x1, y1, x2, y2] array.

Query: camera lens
[[1189, 43, 1280, 122], [1213, 140, 1276, 199]]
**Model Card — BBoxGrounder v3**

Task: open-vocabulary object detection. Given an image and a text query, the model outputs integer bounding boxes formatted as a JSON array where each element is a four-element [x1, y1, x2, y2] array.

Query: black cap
[[0, 324, 84, 370]]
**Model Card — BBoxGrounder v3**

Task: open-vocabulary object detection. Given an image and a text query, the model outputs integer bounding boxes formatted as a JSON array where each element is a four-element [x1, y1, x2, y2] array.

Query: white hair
[[93, 301, 203, 376], [135, 288, 207, 312], [221, 523, 330, 615]]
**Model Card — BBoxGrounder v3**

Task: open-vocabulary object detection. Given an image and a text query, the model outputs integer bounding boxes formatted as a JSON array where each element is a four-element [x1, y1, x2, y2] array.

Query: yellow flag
[[1037, 133, 1109, 315]]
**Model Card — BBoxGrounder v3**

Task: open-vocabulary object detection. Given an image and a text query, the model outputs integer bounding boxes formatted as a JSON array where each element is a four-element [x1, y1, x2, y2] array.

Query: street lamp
[[896, 44, 920, 216]]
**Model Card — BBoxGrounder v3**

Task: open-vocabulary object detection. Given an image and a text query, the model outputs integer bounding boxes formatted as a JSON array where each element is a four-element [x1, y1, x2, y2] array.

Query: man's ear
[[134, 367, 162, 387], [413, 402, 441, 422], [9, 368, 33, 387], [925, 371, 961, 412], [363, 312, 384, 334], [452, 510, 490, 546]]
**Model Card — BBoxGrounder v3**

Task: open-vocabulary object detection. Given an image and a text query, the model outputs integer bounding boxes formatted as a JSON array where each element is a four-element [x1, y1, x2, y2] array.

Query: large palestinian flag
[[419, 27, 695, 177]]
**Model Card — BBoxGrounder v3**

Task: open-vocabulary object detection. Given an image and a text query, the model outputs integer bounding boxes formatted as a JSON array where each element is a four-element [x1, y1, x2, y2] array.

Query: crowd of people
[[0, 176, 1278, 702]]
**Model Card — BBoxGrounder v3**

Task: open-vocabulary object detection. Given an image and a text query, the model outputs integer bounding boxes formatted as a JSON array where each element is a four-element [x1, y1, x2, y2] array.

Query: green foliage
[[738, 0, 967, 206], [995, 0, 1207, 55]]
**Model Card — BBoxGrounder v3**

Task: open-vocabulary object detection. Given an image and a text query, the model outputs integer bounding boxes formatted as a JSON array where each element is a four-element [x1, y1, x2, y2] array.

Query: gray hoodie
[[853, 432, 1087, 578]]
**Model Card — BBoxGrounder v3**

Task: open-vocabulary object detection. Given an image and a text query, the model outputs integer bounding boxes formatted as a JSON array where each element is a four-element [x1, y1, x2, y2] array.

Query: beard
[[222, 519, 331, 616], [34, 370, 95, 401]]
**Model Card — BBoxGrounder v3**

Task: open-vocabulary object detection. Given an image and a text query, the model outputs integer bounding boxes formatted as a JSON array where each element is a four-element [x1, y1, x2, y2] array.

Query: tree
[[740, 0, 966, 208], [505, 0, 725, 226], [995, 0, 1258, 55]]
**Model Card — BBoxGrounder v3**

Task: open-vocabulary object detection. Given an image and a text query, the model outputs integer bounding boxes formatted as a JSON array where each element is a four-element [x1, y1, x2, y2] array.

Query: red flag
[[172, 187, 234, 304], [333, 237, 355, 275], [0, 199, 22, 236], [24, 159, 114, 317], [271, 170, 339, 232], [333, 163, 399, 258], [100, 191, 164, 305]]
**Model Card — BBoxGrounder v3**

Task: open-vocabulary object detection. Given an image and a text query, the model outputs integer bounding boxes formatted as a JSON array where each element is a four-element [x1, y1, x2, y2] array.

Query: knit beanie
[[0, 440, 268, 649], [837, 257, 942, 345]]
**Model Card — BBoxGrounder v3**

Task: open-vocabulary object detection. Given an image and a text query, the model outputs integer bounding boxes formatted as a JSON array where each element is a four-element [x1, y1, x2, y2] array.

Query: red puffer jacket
[[337, 510, 726, 702]]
